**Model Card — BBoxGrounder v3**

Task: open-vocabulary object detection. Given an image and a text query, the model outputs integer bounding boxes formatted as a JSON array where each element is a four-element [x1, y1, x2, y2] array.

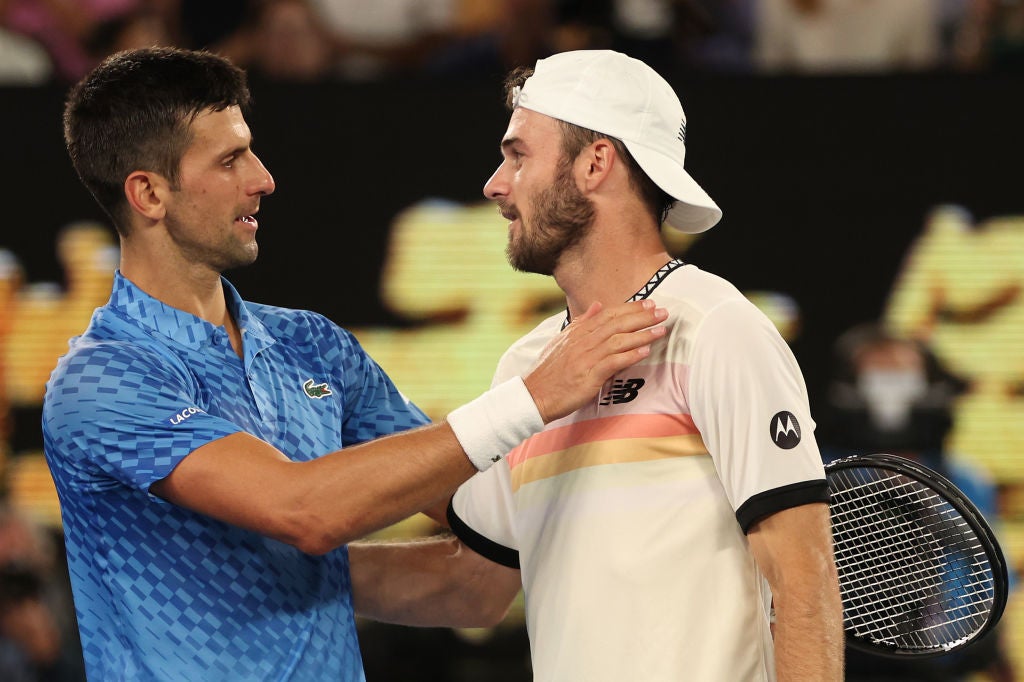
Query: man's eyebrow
[[226, 130, 255, 154], [500, 136, 522, 151], [221, 137, 253, 158]]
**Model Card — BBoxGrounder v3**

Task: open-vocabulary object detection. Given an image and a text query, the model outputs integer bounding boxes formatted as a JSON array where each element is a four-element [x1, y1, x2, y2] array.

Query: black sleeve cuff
[[735, 480, 830, 533], [446, 498, 520, 569]]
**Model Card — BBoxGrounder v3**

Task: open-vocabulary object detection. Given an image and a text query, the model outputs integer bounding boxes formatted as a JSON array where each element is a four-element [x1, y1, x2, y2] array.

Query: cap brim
[[623, 141, 722, 234]]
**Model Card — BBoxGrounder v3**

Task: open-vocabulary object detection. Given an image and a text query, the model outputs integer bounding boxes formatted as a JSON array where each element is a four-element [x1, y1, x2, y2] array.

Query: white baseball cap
[[513, 50, 722, 233]]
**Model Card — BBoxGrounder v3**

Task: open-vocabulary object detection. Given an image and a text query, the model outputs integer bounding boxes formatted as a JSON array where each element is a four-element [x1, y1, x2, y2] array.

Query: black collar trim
[[561, 259, 686, 330]]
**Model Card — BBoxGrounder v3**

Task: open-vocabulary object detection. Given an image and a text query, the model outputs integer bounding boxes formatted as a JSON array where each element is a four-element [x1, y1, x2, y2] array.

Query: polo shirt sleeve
[[43, 340, 242, 493], [686, 299, 828, 532], [324, 325, 431, 444]]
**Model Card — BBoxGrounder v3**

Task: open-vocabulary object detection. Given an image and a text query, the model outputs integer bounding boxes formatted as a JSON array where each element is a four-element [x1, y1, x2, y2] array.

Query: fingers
[[571, 299, 666, 348], [574, 300, 667, 380], [523, 300, 668, 423]]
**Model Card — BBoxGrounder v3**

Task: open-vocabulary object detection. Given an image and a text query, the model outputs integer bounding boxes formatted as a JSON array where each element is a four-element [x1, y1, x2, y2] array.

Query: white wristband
[[446, 376, 544, 471]]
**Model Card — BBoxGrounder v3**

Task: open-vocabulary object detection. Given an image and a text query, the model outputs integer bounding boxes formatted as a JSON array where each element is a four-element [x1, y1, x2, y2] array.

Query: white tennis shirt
[[449, 262, 828, 681]]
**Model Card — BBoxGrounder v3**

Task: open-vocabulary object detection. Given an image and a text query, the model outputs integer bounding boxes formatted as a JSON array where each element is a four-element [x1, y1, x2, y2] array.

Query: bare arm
[[747, 502, 844, 681], [350, 533, 521, 628], [151, 300, 667, 553]]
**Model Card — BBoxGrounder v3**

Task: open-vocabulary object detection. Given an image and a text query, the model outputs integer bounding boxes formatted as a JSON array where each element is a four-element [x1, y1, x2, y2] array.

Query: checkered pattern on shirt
[[42, 273, 429, 681]]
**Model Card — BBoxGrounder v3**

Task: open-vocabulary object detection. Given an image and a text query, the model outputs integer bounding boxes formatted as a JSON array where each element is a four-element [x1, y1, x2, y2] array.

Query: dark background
[[2, 70, 1023, 680], [3, 72, 1021, 424]]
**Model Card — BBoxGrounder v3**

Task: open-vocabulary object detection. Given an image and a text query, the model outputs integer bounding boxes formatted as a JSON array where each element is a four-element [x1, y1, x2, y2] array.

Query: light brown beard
[[505, 162, 595, 276]]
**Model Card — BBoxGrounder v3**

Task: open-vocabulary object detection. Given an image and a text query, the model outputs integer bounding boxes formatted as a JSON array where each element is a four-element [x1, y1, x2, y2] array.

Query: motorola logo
[[770, 411, 801, 449]]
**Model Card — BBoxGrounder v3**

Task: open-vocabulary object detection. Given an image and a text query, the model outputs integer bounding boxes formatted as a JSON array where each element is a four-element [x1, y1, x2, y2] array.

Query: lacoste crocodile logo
[[302, 379, 333, 399]]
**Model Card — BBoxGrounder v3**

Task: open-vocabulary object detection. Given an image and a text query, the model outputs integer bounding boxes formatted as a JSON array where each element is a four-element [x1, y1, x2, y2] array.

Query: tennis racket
[[825, 453, 1008, 658]]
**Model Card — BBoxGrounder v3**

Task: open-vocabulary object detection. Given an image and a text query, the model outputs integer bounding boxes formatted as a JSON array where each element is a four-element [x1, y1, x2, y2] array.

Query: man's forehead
[[191, 106, 249, 137], [502, 107, 559, 145], [186, 107, 251, 153]]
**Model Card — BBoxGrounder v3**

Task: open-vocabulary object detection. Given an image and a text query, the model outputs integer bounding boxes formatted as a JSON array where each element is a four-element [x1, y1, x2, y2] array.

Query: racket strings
[[828, 468, 996, 652]]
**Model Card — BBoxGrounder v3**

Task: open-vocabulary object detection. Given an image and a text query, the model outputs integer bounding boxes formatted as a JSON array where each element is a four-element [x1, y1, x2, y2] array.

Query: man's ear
[[579, 139, 617, 191], [124, 170, 169, 222]]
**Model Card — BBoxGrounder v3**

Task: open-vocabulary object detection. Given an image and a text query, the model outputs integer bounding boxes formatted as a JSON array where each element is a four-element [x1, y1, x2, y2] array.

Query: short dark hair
[[63, 47, 252, 236], [502, 67, 674, 227]]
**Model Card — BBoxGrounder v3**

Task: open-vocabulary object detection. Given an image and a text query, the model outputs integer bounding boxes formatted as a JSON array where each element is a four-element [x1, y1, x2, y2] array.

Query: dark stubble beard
[[164, 212, 259, 273], [503, 162, 596, 276]]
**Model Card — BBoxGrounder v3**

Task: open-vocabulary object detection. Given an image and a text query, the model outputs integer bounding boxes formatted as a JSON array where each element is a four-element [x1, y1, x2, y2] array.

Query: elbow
[[455, 570, 521, 628], [278, 521, 336, 556], [274, 505, 360, 556], [437, 602, 513, 630], [477, 602, 515, 628], [439, 542, 521, 628], [457, 595, 514, 629], [292, 533, 336, 557]]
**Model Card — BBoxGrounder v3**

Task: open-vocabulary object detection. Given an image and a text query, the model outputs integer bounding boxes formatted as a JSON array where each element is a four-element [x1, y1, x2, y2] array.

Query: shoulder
[[654, 268, 795, 380], [655, 265, 770, 337], [657, 265, 748, 312], [245, 300, 340, 331], [46, 335, 192, 400], [245, 301, 360, 347], [53, 328, 182, 375]]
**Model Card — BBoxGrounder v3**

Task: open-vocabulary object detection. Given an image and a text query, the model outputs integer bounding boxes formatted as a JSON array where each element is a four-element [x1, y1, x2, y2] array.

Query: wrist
[[446, 376, 544, 471]]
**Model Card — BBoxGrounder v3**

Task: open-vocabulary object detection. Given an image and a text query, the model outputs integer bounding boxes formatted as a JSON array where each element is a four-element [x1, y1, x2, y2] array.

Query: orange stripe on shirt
[[507, 413, 699, 468]]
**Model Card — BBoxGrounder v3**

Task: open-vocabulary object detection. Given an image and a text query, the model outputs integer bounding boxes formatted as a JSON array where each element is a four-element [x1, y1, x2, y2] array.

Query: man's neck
[[555, 222, 673, 321], [121, 258, 227, 320], [122, 259, 245, 358]]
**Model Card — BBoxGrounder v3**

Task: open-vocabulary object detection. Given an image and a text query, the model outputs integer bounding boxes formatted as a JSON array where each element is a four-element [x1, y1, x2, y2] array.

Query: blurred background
[[1, 0, 1023, 680]]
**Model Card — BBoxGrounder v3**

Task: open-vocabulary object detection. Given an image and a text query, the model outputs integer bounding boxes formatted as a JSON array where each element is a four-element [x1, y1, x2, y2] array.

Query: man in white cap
[[351, 50, 844, 681]]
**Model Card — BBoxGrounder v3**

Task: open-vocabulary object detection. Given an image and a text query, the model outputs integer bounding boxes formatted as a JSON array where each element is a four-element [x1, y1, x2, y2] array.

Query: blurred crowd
[[1, 0, 1023, 85], [0, 503, 83, 682]]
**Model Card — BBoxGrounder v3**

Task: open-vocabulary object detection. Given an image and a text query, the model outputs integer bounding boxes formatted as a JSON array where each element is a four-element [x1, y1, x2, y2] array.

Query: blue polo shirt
[[42, 272, 430, 681]]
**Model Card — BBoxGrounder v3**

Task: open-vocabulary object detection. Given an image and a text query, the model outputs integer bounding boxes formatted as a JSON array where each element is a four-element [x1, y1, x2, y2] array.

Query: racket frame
[[825, 453, 1009, 658]]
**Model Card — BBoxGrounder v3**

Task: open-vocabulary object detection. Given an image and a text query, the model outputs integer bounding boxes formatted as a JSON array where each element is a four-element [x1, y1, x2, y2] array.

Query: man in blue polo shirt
[[42, 46, 667, 681]]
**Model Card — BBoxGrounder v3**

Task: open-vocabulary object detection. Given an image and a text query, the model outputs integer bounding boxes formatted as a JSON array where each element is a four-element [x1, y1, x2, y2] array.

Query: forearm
[[772, 575, 844, 681], [290, 376, 541, 547], [154, 378, 538, 553], [154, 424, 476, 555], [288, 424, 475, 550], [350, 533, 521, 628]]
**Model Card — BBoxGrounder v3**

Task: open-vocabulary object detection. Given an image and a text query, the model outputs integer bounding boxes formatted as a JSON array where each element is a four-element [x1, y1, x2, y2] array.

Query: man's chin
[[220, 246, 259, 272], [506, 250, 555, 277]]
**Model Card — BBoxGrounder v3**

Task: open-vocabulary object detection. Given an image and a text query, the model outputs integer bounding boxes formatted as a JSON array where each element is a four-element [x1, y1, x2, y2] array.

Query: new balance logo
[[600, 378, 646, 405], [677, 121, 687, 143], [769, 411, 801, 449], [303, 379, 333, 399]]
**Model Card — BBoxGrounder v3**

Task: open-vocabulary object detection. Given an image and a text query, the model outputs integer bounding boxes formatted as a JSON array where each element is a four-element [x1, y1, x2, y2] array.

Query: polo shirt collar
[[107, 271, 275, 357]]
